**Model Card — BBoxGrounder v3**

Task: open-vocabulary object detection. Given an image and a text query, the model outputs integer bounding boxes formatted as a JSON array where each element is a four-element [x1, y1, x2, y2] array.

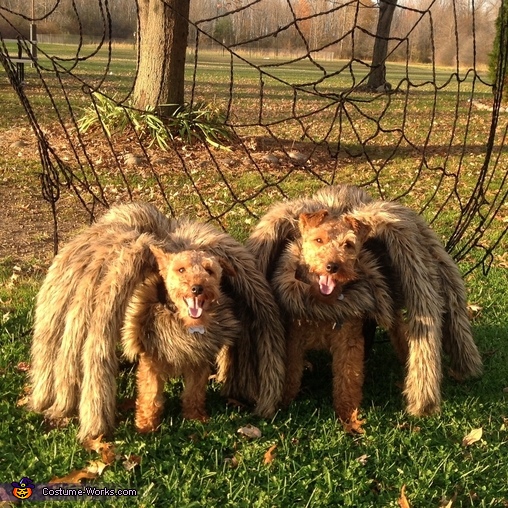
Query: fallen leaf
[[462, 427, 483, 447], [440, 492, 457, 507], [341, 409, 366, 434], [237, 424, 262, 439], [7, 273, 19, 288], [396, 422, 421, 433], [466, 303, 482, 320], [122, 454, 141, 471], [16, 362, 30, 372], [398, 485, 410, 508], [356, 454, 369, 465], [86, 460, 108, 476], [224, 456, 239, 468], [83, 434, 116, 465], [264, 444, 277, 464], [16, 395, 30, 407], [83, 434, 106, 453]]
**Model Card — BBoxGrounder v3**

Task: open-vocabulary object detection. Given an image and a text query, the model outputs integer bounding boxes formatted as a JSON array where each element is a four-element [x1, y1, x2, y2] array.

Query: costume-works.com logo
[[11, 477, 35, 499]]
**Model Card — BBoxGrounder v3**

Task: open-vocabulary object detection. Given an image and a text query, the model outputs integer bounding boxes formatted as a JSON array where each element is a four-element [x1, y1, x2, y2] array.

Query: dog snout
[[326, 262, 339, 274], [191, 284, 204, 295]]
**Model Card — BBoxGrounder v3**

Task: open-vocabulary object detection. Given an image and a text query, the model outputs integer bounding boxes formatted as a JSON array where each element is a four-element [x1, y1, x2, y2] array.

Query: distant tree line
[[0, 0, 501, 67]]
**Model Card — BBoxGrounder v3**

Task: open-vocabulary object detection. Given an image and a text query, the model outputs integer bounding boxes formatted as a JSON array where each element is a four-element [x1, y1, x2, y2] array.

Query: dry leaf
[[224, 456, 240, 468], [356, 454, 369, 465], [396, 422, 421, 433], [16, 362, 30, 372], [237, 424, 262, 439], [16, 395, 30, 407], [86, 460, 108, 476], [83, 434, 106, 453], [462, 427, 483, 447], [341, 409, 366, 434], [398, 485, 410, 508], [264, 444, 277, 464], [496, 252, 508, 268], [122, 454, 141, 471], [466, 303, 482, 320], [440, 492, 457, 507], [83, 434, 116, 465]]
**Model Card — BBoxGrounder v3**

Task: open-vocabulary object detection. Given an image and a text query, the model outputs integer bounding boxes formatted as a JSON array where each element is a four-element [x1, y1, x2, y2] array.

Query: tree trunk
[[132, 0, 190, 114], [367, 0, 398, 91]]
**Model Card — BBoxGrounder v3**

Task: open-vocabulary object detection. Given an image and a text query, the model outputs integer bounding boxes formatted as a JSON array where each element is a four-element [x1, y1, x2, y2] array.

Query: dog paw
[[135, 418, 161, 433], [182, 408, 209, 422]]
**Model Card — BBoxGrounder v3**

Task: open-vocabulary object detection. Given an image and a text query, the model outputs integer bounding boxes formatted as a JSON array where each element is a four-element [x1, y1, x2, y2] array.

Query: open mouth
[[184, 297, 204, 319], [318, 274, 336, 296]]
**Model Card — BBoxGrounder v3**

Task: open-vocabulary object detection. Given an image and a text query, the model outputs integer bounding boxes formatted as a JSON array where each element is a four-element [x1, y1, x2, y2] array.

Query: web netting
[[0, 0, 507, 274]]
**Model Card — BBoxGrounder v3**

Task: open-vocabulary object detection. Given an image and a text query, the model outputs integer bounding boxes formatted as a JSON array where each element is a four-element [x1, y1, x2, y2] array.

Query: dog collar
[[188, 325, 206, 335]]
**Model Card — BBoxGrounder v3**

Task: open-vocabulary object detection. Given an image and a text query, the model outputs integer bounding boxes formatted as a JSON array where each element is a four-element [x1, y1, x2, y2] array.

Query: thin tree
[[489, 1, 508, 103], [367, 0, 398, 91], [132, 0, 190, 115]]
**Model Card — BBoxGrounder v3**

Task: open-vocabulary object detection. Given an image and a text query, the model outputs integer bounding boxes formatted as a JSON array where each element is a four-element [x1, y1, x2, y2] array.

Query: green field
[[0, 45, 507, 507]]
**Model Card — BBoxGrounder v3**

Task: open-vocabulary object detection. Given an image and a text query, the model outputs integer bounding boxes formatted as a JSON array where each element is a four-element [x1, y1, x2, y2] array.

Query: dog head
[[298, 209, 371, 299], [150, 245, 235, 329]]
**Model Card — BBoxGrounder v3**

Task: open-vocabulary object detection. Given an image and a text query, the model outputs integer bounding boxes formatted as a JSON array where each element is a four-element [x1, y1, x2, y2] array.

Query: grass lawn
[[0, 45, 507, 507]]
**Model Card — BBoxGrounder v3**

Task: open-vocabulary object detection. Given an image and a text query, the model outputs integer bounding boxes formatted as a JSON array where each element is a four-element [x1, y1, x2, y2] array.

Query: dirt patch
[[0, 127, 87, 265]]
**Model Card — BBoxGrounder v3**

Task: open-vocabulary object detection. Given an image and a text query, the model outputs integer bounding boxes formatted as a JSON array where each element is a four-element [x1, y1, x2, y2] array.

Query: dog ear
[[299, 209, 329, 230], [218, 257, 237, 277], [149, 245, 170, 273], [343, 215, 371, 242]]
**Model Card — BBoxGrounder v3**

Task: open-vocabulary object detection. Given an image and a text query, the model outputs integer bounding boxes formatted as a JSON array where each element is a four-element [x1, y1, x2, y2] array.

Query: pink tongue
[[185, 297, 203, 318], [318, 275, 335, 295]]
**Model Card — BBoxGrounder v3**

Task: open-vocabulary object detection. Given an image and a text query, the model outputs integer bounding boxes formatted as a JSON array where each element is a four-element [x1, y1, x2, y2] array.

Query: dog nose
[[326, 262, 339, 274], [191, 284, 204, 295]]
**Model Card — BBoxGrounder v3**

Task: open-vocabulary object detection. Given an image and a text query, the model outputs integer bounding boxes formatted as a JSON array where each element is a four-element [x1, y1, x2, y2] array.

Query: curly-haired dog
[[249, 187, 396, 427], [247, 184, 482, 423], [121, 246, 241, 432], [30, 203, 286, 442]]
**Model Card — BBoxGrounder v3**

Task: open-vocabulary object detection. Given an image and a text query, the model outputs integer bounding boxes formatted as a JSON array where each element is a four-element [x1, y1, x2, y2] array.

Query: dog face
[[298, 210, 371, 298], [150, 246, 233, 328]]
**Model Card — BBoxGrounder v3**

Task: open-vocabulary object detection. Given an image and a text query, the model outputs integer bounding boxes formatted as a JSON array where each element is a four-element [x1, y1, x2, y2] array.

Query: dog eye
[[315, 238, 323, 244], [345, 240, 355, 249], [178, 267, 186, 273], [205, 268, 214, 276]]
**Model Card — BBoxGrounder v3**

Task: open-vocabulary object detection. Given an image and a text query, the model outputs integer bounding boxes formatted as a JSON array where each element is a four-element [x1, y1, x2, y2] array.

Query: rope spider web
[[0, 0, 507, 274]]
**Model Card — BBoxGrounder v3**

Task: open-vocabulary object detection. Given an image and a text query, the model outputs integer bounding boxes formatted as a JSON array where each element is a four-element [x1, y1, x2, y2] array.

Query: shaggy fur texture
[[246, 184, 482, 420], [248, 186, 395, 425], [30, 203, 286, 441], [121, 255, 241, 432], [344, 199, 483, 414], [30, 203, 173, 441]]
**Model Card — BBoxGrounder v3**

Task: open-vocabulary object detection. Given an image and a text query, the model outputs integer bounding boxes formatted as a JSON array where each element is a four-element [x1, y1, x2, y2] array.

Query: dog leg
[[282, 322, 308, 407], [330, 318, 365, 423], [388, 311, 410, 366], [181, 365, 211, 421], [135, 352, 166, 433]]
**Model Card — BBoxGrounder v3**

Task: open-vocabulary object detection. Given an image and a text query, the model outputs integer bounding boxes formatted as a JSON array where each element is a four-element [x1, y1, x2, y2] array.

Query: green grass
[[1, 260, 507, 507], [1, 44, 507, 506]]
